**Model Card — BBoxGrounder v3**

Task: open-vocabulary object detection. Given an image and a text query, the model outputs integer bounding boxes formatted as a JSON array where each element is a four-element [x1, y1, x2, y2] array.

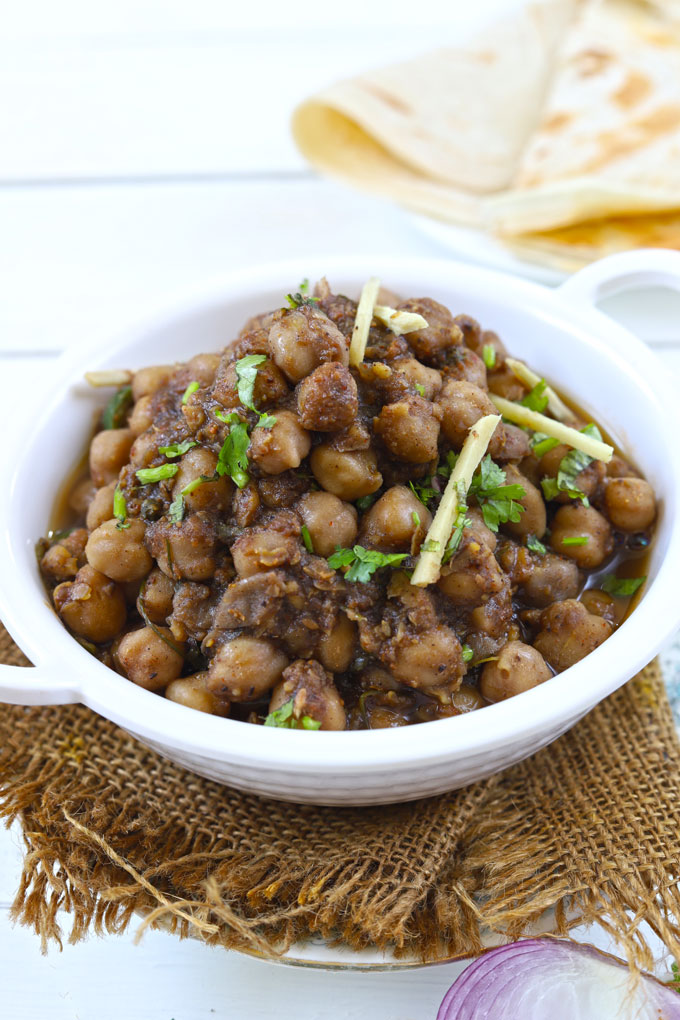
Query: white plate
[[410, 213, 567, 286]]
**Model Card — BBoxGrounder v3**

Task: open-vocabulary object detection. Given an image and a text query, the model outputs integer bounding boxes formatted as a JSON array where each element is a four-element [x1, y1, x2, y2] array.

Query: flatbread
[[292, 1, 577, 226], [489, 0, 680, 236]]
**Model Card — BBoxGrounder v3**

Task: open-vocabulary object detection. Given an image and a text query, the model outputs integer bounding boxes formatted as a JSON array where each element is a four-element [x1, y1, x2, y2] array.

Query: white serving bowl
[[2, 251, 680, 806]]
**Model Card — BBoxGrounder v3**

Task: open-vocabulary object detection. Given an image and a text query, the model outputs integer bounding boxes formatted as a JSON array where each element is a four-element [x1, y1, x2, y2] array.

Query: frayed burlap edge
[[2, 626, 680, 968]]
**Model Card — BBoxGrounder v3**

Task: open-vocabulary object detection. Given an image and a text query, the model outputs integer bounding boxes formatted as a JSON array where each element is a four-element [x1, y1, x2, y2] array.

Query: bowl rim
[[2, 252, 680, 772]]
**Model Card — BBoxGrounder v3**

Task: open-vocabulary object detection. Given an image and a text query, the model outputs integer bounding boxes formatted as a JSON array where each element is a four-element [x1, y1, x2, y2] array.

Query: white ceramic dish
[[2, 251, 680, 806]]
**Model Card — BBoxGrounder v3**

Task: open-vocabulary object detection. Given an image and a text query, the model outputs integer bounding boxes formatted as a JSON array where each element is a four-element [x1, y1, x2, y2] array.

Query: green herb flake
[[136, 464, 180, 485], [101, 385, 133, 430], [542, 424, 602, 505], [263, 698, 321, 730], [355, 492, 379, 512], [531, 432, 561, 458], [561, 535, 589, 546], [301, 716, 322, 730], [299, 277, 310, 294], [327, 545, 408, 583], [216, 416, 251, 488], [285, 292, 319, 309], [158, 440, 197, 458], [600, 574, 646, 598], [482, 344, 496, 370], [468, 455, 526, 533], [409, 479, 437, 508], [414, 382, 426, 397], [235, 354, 267, 411], [301, 525, 314, 553], [182, 380, 199, 405], [167, 494, 185, 524], [411, 510, 421, 529], [113, 486, 130, 530], [461, 644, 474, 663], [256, 412, 277, 429], [182, 474, 214, 496], [527, 534, 547, 555], [520, 379, 549, 413]]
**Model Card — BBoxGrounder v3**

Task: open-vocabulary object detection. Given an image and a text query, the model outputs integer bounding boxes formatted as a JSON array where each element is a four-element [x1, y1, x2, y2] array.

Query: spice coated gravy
[[38, 278, 655, 731]]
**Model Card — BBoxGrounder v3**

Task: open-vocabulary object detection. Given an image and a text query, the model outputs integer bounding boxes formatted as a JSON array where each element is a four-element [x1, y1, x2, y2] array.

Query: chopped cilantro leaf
[[437, 450, 459, 480], [355, 492, 379, 512], [541, 424, 601, 505], [235, 354, 267, 411], [409, 479, 437, 508], [468, 455, 526, 532], [136, 464, 180, 485], [158, 440, 197, 458], [328, 545, 408, 583], [301, 716, 322, 730], [182, 474, 215, 496], [411, 510, 421, 529], [167, 494, 185, 524], [216, 414, 250, 488], [600, 574, 646, 598], [414, 382, 426, 397], [461, 643, 474, 663], [101, 385, 132, 430], [520, 379, 549, 413], [531, 432, 560, 458], [256, 412, 277, 429], [299, 277, 310, 294], [301, 525, 314, 553], [482, 344, 496, 369], [527, 534, 547, 555], [113, 486, 129, 530], [264, 697, 321, 730], [182, 380, 199, 405], [285, 292, 319, 309], [561, 535, 589, 546]]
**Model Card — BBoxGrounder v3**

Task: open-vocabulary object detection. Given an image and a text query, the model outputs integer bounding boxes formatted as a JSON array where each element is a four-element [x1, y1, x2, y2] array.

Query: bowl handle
[[0, 662, 80, 706], [557, 248, 680, 306]]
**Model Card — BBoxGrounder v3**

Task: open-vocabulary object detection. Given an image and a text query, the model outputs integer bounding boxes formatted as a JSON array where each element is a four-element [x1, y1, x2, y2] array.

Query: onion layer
[[437, 939, 680, 1020]]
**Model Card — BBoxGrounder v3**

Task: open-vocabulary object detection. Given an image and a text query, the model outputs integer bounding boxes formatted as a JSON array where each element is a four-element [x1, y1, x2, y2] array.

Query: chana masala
[[38, 278, 656, 730]]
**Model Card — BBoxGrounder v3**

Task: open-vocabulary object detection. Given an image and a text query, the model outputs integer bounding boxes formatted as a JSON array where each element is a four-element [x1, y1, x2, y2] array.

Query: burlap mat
[[2, 623, 680, 969]]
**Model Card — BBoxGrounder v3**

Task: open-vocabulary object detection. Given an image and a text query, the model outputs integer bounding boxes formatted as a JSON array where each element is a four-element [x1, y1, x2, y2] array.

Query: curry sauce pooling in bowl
[[38, 278, 656, 730]]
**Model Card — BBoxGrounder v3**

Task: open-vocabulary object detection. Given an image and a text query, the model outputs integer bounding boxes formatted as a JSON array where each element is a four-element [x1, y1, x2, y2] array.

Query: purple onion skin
[[437, 938, 680, 1020]]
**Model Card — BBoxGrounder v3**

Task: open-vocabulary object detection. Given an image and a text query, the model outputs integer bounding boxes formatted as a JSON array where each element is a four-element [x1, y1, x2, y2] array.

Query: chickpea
[[465, 507, 497, 551], [53, 564, 126, 643], [131, 365, 174, 402], [269, 659, 346, 731], [437, 380, 497, 449], [186, 352, 221, 386], [147, 512, 219, 581], [451, 685, 485, 713], [86, 518, 153, 582], [533, 599, 612, 672], [538, 443, 604, 503], [389, 627, 464, 689], [268, 307, 348, 383], [606, 454, 639, 479], [128, 395, 155, 436], [85, 482, 116, 531], [438, 540, 504, 605], [486, 365, 525, 401], [68, 477, 96, 515], [138, 567, 174, 624], [550, 504, 613, 568], [492, 424, 531, 462], [580, 588, 620, 627], [129, 430, 160, 469], [249, 410, 311, 475], [480, 640, 552, 702], [310, 445, 382, 501], [296, 492, 357, 557], [396, 297, 462, 363], [359, 485, 431, 553], [460, 324, 507, 368], [393, 357, 442, 399], [441, 348, 488, 390], [501, 465, 546, 540], [41, 529, 88, 581], [231, 528, 300, 577], [89, 428, 134, 487], [207, 636, 288, 701], [171, 447, 232, 512], [166, 673, 229, 716], [519, 553, 580, 607], [117, 625, 185, 691], [604, 477, 656, 532], [373, 396, 440, 464], [296, 363, 358, 432], [211, 360, 240, 410], [317, 614, 357, 673], [233, 482, 261, 528]]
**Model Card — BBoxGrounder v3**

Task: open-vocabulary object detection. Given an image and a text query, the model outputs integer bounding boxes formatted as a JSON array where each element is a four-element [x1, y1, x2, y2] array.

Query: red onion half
[[437, 938, 680, 1020]]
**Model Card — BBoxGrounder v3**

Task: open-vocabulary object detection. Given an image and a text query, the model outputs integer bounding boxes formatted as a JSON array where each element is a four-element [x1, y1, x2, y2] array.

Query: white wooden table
[[2, 2, 680, 1016]]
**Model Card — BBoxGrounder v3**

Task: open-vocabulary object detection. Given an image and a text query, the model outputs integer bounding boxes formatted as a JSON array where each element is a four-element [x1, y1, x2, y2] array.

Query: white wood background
[[2, 2, 680, 1016]]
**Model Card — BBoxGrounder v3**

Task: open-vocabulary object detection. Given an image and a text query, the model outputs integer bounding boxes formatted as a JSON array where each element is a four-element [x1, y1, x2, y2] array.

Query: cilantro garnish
[[409, 478, 438, 508], [541, 424, 601, 505], [113, 485, 130, 530], [531, 432, 560, 458], [256, 413, 277, 430], [562, 535, 589, 546], [461, 644, 474, 663], [158, 440, 197, 458], [101, 385, 132, 430], [264, 698, 321, 730], [285, 292, 319, 309], [669, 962, 680, 993], [232, 355, 277, 429], [527, 534, 546, 555], [301, 525, 314, 553], [482, 344, 496, 369], [328, 545, 408, 583], [299, 277, 311, 295], [215, 412, 250, 488], [520, 379, 549, 413], [136, 464, 180, 485], [411, 510, 421, 529], [167, 494, 184, 524], [356, 492, 379, 512], [182, 380, 199, 405], [442, 483, 471, 562], [414, 382, 426, 397], [600, 574, 646, 598], [468, 455, 526, 533]]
